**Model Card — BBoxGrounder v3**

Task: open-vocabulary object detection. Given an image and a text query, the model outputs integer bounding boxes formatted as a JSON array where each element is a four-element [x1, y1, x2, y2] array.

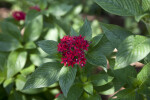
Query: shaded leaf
[[23, 62, 62, 89], [90, 34, 103, 48], [90, 73, 114, 86], [0, 21, 22, 42], [100, 22, 131, 48], [0, 34, 22, 51], [83, 82, 93, 95], [65, 83, 83, 100], [86, 52, 107, 71], [59, 66, 77, 97], [70, 28, 78, 36], [37, 40, 58, 55], [79, 19, 92, 41]]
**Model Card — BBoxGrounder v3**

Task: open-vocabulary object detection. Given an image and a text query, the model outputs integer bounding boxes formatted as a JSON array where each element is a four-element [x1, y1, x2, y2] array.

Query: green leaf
[[90, 34, 103, 48], [113, 66, 137, 84], [86, 52, 107, 71], [95, 82, 115, 95], [115, 35, 150, 69], [20, 64, 35, 77], [0, 34, 22, 51], [70, 28, 78, 36], [0, 21, 22, 42], [94, 0, 143, 16], [79, 19, 92, 41], [0, 52, 8, 82], [37, 40, 58, 55], [23, 14, 43, 42], [54, 18, 71, 35], [30, 53, 44, 67], [3, 78, 14, 88], [83, 82, 93, 95], [59, 66, 77, 97], [15, 75, 26, 90], [8, 91, 26, 100], [80, 92, 102, 100], [47, 3, 73, 16], [65, 83, 83, 100], [100, 22, 131, 48], [114, 88, 143, 100], [90, 74, 114, 86], [24, 42, 36, 49], [7, 51, 27, 78], [23, 62, 62, 89], [139, 0, 150, 12], [144, 53, 150, 63], [137, 63, 150, 86], [91, 35, 114, 56], [25, 10, 41, 25]]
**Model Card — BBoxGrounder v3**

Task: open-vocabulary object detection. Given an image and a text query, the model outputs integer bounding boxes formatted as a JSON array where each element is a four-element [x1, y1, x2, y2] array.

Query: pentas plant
[[23, 19, 110, 99]]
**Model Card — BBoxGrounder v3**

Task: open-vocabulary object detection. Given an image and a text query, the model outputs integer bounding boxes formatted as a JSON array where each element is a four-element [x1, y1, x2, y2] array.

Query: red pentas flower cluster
[[57, 35, 89, 67], [12, 11, 26, 21]]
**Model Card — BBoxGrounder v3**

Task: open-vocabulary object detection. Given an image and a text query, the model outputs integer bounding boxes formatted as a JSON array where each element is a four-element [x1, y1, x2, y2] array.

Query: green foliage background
[[0, 0, 150, 100]]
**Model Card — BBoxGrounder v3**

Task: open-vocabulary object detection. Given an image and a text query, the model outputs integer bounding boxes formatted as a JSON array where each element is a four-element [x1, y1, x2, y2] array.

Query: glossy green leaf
[[139, 0, 150, 12], [7, 51, 27, 78], [15, 75, 26, 90], [90, 74, 114, 86], [83, 82, 93, 95], [70, 28, 78, 36], [0, 21, 22, 42], [24, 42, 36, 49], [30, 53, 44, 67], [37, 40, 58, 55], [113, 88, 143, 100], [115, 35, 150, 69], [65, 84, 83, 100], [90, 34, 103, 48], [137, 63, 150, 86], [24, 14, 43, 42], [86, 52, 107, 71], [94, 0, 142, 16], [100, 22, 131, 48], [20, 65, 35, 76], [79, 19, 92, 41], [0, 34, 22, 51], [59, 66, 77, 97], [47, 3, 73, 16], [91, 35, 114, 56], [95, 82, 115, 95], [23, 62, 62, 89]]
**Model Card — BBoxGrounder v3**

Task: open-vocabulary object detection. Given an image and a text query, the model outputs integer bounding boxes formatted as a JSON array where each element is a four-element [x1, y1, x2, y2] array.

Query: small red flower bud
[[30, 6, 41, 11], [12, 11, 26, 21], [57, 35, 89, 67], [55, 91, 63, 98]]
